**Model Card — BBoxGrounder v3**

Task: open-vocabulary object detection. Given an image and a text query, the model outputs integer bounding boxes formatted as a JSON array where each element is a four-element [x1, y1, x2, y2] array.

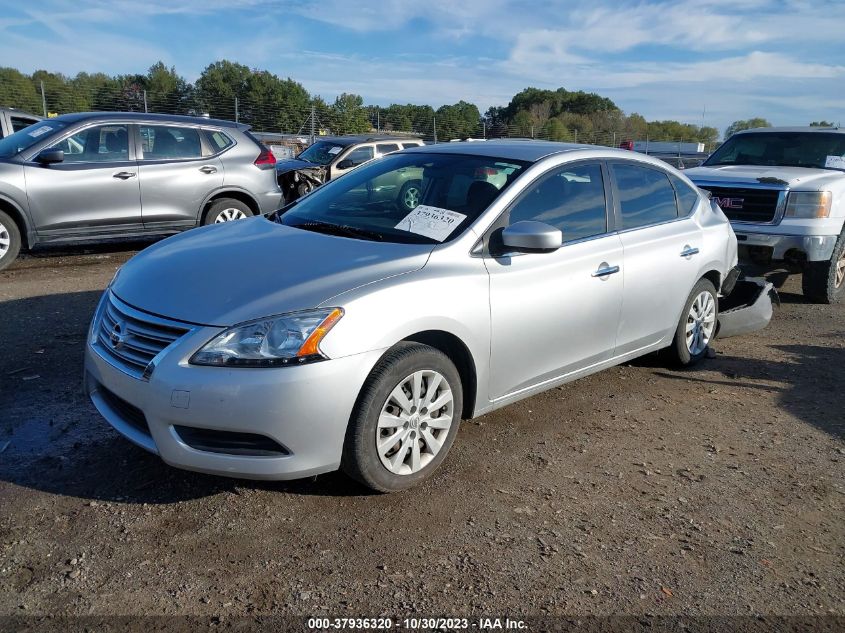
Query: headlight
[[190, 308, 343, 367], [785, 191, 832, 218]]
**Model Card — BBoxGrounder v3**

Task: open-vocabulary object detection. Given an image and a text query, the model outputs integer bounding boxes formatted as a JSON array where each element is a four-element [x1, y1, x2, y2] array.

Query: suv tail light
[[254, 147, 276, 169]]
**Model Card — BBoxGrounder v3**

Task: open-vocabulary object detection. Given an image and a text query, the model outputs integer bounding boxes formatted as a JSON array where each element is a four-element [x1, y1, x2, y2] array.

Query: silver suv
[[0, 112, 283, 270]]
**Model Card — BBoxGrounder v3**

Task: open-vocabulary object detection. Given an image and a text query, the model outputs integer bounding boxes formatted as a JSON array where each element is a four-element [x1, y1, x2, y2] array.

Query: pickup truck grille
[[698, 186, 781, 223], [94, 292, 190, 379]]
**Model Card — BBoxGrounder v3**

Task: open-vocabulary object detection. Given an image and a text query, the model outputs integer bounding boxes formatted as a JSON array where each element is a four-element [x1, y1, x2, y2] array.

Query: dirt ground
[[0, 244, 843, 628]]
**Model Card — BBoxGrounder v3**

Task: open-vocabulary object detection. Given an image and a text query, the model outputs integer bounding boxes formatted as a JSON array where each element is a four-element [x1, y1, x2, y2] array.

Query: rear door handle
[[680, 246, 700, 257], [592, 264, 620, 278], [113, 171, 136, 180], [199, 165, 218, 174]]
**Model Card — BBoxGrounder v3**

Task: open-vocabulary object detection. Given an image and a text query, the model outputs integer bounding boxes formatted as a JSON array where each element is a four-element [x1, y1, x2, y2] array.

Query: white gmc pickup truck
[[686, 127, 845, 303]]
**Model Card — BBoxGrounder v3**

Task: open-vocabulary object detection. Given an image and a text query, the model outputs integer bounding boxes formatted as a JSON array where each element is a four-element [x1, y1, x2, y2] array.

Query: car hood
[[111, 218, 432, 327], [685, 165, 842, 189], [275, 158, 322, 175]]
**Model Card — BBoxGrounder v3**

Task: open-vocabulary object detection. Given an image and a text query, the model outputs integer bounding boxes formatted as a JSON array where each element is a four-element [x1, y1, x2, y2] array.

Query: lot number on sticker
[[395, 205, 467, 242], [825, 155, 845, 170]]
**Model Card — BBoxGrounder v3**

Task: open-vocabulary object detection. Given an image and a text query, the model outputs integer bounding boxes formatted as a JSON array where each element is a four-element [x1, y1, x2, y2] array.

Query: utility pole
[[310, 104, 316, 144], [482, 119, 486, 139], [143, 90, 148, 113], [433, 113, 437, 144], [235, 97, 239, 123], [376, 107, 380, 133], [40, 81, 47, 117]]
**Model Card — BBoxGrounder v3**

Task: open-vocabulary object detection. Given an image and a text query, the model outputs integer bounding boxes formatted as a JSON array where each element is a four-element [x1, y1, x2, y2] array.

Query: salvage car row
[[2, 111, 844, 492]]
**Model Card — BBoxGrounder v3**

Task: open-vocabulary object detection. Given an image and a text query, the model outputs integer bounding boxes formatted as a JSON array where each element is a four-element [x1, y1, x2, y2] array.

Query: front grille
[[95, 293, 190, 378], [174, 425, 289, 457], [699, 186, 782, 223], [98, 386, 150, 437]]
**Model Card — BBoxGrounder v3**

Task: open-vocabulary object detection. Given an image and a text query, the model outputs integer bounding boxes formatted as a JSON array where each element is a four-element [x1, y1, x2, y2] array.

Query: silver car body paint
[[85, 142, 739, 480]]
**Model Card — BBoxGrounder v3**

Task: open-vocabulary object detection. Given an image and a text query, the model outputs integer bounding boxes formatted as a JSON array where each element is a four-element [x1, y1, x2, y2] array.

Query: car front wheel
[[666, 278, 718, 367], [0, 210, 22, 272], [342, 343, 462, 492]]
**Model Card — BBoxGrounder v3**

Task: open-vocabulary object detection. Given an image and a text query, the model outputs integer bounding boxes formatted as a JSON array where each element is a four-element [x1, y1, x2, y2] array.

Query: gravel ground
[[0, 244, 843, 627]]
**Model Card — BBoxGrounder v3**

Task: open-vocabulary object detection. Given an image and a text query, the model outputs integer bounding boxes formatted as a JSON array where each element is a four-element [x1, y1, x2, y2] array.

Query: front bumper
[[84, 332, 383, 481], [733, 230, 838, 262]]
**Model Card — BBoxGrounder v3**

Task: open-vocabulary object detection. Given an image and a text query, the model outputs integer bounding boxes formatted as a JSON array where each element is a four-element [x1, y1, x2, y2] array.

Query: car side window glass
[[506, 162, 608, 243], [53, 124, 129, 163], [11, 117, 37, 133], [342, 146, 374, 166], [670, 174, 700, 217], [139, 125, 203, 160], [401, 142, 420, 149], [207, 130, 233, 152], [612, 163, 679, 229], [376, 143, 400, 155]]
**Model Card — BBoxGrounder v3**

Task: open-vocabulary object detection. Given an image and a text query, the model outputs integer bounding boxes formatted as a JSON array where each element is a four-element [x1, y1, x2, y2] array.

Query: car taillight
[[254, 147, 276, 169]]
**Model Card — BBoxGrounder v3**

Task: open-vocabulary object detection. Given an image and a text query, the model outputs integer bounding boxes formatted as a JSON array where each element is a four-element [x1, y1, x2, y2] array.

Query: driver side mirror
[[336, 159, 354, 170], [36, 148, 64, 164], [501, 221, 562, 253]]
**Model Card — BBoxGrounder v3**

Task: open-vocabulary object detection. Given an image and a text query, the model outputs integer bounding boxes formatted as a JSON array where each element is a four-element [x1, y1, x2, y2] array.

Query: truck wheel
[[0, 210, 22, 272], [664, 279, 718, 367], [203, 198, 253, 225], [802, 231, 845, 304], [341, 343, 462, 493]]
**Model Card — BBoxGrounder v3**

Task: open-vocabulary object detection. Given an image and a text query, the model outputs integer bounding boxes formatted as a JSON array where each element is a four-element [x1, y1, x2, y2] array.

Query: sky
[[1, 0, 844, 137]]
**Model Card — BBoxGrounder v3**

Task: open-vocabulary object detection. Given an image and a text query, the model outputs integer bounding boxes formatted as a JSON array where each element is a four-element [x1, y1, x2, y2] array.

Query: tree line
[[1, 61, 819, 143]]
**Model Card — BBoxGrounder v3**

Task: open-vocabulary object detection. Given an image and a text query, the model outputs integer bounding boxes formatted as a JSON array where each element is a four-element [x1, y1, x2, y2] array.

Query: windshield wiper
[[293, 221, 384, 241]]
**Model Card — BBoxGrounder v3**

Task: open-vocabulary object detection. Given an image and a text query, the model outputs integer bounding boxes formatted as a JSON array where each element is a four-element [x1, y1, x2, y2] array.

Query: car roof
[[401, 139, 638, 163], [736, 126, 844, 135], [45, 111, 247, 130], [316, 134, 423, 146]]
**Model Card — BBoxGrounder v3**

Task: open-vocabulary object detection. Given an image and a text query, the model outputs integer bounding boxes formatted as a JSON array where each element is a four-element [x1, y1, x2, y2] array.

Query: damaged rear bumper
[[717, 278, 779, 339]]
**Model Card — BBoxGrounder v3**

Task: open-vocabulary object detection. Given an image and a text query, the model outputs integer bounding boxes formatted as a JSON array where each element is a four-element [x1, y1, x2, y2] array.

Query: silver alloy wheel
[[402, 186, 420, 210], [215, 208, 248, 223], [686, 290, 716, 355], [835, 248, 845, 288], [0, 219, 9, 257], [376, 370, 454, 475]]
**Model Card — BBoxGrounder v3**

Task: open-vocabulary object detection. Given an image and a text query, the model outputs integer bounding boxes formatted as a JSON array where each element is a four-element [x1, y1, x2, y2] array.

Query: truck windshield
[[297, 141, 347, 165], [705, 132, 845, 171], [0, 121, 68, 159]]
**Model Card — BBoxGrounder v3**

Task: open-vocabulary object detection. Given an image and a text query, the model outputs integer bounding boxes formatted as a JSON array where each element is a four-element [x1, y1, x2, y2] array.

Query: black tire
[[665, 278, 718, 368], [801, 231, 845, 304], [203, 198, 254, 225], [0, 209, 22, 272], [397, 180, 422, 212], [341, 342, 463, 493]]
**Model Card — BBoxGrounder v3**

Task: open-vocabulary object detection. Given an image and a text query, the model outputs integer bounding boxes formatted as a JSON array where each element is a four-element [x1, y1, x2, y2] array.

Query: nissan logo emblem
[[109, 321, 127, 350]]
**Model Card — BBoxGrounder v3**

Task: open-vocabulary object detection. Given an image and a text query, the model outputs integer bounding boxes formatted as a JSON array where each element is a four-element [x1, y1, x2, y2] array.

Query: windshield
[[277, 152, 528, 244], [705, 132, 845, 171], [296, 140, 347, 165], [0, 121, 68, 159]]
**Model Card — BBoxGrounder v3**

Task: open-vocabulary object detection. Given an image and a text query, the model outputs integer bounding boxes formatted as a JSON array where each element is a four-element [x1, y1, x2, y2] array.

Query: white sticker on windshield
[[327, 146, 342, 155], [825, 155, 845, 169], [27, 125, 52, 138], [395, 205, 467, 242]]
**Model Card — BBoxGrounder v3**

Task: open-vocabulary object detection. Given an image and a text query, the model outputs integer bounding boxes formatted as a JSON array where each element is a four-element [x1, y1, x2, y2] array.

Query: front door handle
[[113, 171, 136, 180], [592, 263, 620, 278], [199, 165, 218, 174], [680, 245, 700, 257]]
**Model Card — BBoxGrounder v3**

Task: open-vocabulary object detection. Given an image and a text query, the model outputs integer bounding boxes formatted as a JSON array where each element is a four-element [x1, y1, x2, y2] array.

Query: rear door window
[[11, 116, 39, 133], [139, 125, 203, 160], [612, 163, 679, 229]]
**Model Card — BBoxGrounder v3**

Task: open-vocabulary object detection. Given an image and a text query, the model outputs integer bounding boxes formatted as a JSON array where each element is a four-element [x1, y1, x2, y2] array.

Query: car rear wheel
[[342, 342, 462, 492], [665, 278, 717, 367], [802, 230, 845, 304], [203, 198, 254, 225], [0, 210, 22, 272], [397, 180, 422, 212]]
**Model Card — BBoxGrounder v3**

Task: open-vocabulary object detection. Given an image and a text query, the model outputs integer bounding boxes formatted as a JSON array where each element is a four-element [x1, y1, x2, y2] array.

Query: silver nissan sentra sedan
[[84, 141, 739, 492]]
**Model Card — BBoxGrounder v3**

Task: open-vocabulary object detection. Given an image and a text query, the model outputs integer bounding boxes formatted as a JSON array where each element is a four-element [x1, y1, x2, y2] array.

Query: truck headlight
[[190, 308, 343, 367], [785, 191, 832, 218]]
